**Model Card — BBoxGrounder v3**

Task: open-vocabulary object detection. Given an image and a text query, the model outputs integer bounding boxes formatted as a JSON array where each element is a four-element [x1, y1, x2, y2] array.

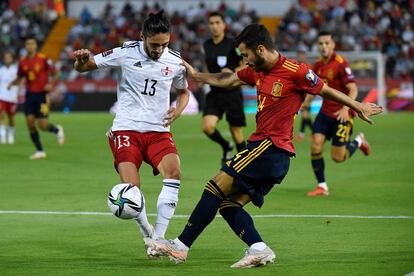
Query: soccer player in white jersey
[[0, 52, 19, 144], [73, 10, 190, 258]]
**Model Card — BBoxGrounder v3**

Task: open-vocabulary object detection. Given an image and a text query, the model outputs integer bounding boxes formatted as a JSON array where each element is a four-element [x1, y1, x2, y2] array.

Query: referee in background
[[202, 11, 246, 165]]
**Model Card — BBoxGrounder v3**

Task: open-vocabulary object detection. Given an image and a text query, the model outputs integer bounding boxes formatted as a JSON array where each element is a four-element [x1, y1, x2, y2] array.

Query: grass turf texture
[[0, 112, 413, 275]]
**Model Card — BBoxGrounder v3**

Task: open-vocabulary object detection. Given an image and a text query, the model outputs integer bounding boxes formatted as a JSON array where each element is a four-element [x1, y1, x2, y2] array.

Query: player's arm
[[45, 64, 61, 92], [182, 60, 245, 88], [163, 88, 190, 127], [7, 76, 24, 89], [73, 49, 98, 72], [319, 83, 382, 124], [334, 82, 358, 123]]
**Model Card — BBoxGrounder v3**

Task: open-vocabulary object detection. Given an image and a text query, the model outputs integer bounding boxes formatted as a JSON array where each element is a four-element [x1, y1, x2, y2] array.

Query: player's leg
[[155, 153, 181, 239], [7, 104, 16, 144], [202, 115, 233, 162], [220, 193, 275, 268], [36, 93, 64, 144], [0, 104, 6, 144], [307, 113, 330, 196], [202, 92, 233, 163], [108, 131, 153, 239], [226, 92, 246, 152], [331, 120, 370, 162]]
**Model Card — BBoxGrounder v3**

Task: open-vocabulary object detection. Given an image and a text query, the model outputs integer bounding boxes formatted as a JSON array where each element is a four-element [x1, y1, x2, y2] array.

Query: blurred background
[[0, 0, 413, 114]]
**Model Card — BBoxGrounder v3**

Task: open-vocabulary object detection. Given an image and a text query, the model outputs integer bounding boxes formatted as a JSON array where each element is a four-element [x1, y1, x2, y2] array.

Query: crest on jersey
[[34, 63, 40, 72], [102, 49, 113, 57], [271, 82, 283, 97], [217, 56, 227, 68], [305, 69, 319, 87], [161, 66, 172, 76], [327, 69, 334, 80]]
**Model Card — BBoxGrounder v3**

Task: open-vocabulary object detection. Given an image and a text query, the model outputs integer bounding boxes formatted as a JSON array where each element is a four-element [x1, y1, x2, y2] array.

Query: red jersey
[[237, 55, 323, 154], [313, 52, 355, 118], [18, 53, 56, 93]]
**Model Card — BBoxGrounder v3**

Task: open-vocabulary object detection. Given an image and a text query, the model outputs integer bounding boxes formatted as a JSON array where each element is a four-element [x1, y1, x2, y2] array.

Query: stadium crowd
[[0, 1, 413, 82]]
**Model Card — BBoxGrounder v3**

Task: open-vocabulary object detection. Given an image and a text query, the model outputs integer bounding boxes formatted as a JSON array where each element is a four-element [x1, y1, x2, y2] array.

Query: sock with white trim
[[154, 179, 180, 239]]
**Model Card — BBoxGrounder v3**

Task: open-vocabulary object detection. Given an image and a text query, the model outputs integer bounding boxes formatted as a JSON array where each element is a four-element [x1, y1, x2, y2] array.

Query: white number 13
[[116, 135, 130, 149]]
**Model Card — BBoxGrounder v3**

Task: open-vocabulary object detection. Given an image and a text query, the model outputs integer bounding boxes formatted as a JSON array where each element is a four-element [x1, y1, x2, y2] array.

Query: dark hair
[[24, 35, 38, 42], [208, 11, 224, 21], [318, 30, 333, 37], [234, 24, 274, 51], [142, 10, 170, 37]]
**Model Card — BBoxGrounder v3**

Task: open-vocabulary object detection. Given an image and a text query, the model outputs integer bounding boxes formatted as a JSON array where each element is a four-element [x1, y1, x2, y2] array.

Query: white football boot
[[230, 246, 276, 268], [144, 238, 188, 264], [29, 151, 47, 160]]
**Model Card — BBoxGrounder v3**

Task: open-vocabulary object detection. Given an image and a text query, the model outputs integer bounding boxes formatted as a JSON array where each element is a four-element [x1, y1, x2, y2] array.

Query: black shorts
[[24, 92, 49, 118], [203, 90, 246, 127], [221, 138, 291, 207], [312, 112, 353, 146]]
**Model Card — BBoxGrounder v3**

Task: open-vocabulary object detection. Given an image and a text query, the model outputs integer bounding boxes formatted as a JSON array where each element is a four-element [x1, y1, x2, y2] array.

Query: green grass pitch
[[0, 112, 413, 275]]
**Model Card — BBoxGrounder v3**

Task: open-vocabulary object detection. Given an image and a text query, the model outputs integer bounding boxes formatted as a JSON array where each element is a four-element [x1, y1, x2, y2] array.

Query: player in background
[[145, 24, 382, 268], [73, 10, 190, 258], [295, 48, 313, 142], [305, 31, 371, 197], [8, 36, 64, 159], [0, 52, 19, 144], [202, 11, 246, 164]]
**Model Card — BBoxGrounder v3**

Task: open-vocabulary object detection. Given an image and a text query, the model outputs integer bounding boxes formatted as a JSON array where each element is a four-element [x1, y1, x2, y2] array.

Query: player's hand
[[73, 49, 91, 64], [44, 83, 52, 92], [334, 106, 350, 123], [356, 102, 383, 124], [181, 59, 197, 79], [301, 108, 310, 119], [163, 107, 180, 127]]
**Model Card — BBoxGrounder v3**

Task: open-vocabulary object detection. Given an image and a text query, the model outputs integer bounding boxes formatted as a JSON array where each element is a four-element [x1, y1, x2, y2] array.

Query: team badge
[[327, 69, 334, 80], [217, 56, 227, 68], [256, 79, 261, 87], [34, 63, 40, 72], [161, 66, 172, 76], [102, 49, 113, 57], [305, 69, 319, 87], [271, 82, 283, 98]]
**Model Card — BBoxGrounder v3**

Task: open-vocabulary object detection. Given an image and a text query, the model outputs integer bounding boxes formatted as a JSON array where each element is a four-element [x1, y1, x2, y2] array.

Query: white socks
[[154, 179, 180, 239], [0, 125, 15, 144], [318, 182, 328, 191], [174, 238, 189, 251], [134, 194, 153, 238], [250, 242, 267, 251], [355, 135, 363, 147]]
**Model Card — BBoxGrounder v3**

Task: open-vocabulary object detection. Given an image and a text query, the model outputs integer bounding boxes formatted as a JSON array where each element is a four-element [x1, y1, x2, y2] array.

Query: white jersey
[[94, 41, 188, 132], [0, 64, 18, 103]]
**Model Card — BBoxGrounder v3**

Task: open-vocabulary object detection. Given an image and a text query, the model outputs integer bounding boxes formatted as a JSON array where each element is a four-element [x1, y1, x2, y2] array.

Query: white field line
[[0, 210, 413, 219]]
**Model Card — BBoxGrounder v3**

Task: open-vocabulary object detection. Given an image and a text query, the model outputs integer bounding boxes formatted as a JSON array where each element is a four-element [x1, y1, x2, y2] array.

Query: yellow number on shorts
[[336, 124, 350, 143], [40, 103, 49, 116]]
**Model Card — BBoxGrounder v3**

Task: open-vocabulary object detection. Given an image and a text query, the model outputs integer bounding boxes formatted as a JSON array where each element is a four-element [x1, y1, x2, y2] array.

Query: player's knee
[[311, 143, 323, 153], [331, 154, 345, 163], [202, 124, 215, 135], [163, 167, 181, 180]]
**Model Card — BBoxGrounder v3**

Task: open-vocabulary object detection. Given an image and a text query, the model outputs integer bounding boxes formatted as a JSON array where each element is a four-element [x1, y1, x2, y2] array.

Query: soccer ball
[[107, 183, 144, 219]]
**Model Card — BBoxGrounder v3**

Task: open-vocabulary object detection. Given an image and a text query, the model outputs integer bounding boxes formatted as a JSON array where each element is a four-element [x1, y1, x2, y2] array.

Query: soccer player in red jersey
[[305, 31, 370, 196], [9, 36, 64, 159], [145, 24, 382, 268]]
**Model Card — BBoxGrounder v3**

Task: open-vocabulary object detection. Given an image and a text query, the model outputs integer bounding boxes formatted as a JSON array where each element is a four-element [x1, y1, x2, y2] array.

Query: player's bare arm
[[7, 76, 24, 89], [45, 67, 61, 92], [73, 49, 98, 72], [163, 88, 190, 127], [334, 82, 358, 123], [182, 60, 245, 88], [319, 83, 382, 124]]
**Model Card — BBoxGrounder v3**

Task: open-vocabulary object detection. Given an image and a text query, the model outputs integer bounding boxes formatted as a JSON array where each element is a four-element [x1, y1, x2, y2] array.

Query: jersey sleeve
[[172, 65, 188, 90], [339, 60, 356, 85], [45, 58, 56, 73], [93, 47, 125, 69], [227, 48, 242, 71], [296, 63, 324, 95], [237, 67, 256, 86]]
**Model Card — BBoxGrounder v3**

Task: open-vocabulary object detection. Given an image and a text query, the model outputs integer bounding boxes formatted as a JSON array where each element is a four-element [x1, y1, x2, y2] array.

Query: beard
[[252, 54, 266, 72]]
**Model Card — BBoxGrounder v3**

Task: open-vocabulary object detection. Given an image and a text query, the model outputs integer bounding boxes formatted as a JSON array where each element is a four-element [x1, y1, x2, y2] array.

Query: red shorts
[[0, 100, 18, 116], [108, 130, 178, 175]]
